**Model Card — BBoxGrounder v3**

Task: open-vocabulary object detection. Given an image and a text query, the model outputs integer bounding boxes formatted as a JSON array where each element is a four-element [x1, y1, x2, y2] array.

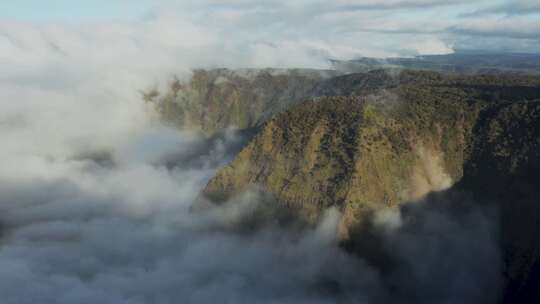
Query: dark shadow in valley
[[343, 188, 501, 304]]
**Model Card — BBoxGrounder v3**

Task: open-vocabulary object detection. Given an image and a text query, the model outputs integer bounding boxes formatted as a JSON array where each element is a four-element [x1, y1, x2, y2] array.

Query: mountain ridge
[[152, 67, 540, 302]]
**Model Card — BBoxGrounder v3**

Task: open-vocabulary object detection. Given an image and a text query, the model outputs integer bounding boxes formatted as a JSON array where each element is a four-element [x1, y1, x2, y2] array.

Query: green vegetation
[[144, 68, 331, 133], [164, 68, 540, 300], [200, 70, 540, 240]]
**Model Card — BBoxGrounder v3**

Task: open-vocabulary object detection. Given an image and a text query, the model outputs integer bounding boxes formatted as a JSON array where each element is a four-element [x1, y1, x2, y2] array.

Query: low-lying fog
[[1, 123, 379, 304]]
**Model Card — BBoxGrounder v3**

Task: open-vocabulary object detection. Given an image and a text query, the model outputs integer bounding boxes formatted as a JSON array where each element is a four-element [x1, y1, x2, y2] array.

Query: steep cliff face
[[150, 67, 540, 136], [459, 101, 540, 302], [202, 83, 486, 237], [199, 71, 540, 302], [149, 68, 335, 133], [201, 72, 540, 223]]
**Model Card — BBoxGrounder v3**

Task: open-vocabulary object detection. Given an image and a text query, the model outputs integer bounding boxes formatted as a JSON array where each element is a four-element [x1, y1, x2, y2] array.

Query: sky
[[0, 0, 539, 62], [0, 0, 154, 21]]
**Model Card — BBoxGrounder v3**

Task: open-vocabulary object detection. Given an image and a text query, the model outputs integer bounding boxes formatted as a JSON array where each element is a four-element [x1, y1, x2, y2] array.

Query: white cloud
[[478, 0, 540, 15], [453, 15, 540, 39], [0, 12, 382, 300]]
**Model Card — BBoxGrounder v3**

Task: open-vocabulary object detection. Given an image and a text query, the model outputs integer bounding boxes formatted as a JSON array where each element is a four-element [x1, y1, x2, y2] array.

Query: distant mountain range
[[332, 51, 540, 74]]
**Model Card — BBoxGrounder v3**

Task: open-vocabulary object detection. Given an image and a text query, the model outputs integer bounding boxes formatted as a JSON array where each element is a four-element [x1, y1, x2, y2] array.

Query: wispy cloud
[[472, 0, 540, 16], [451, 16, 540, 40]]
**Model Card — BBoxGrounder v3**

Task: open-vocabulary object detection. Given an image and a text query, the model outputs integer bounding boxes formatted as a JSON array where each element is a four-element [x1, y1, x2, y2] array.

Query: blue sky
[[2, 0, 477, 19], [0, 0, 155, 21]]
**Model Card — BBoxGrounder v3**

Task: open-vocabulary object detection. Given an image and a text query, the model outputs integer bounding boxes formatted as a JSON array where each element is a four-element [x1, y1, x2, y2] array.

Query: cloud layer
[[0, 22, 378, 300], [2, 0, 539, 83], [0, 126, 381, 304]]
